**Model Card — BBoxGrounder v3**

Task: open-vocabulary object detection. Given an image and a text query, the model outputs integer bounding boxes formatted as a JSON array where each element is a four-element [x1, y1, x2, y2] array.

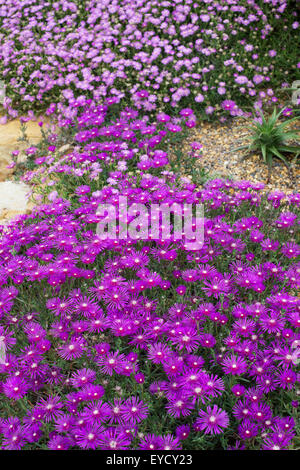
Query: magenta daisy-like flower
[[37, 395, 64, 422], [96, 351, 126, 376], [48, 435, 72, 450], [176, 425, 190, 440], [2, 376, 30, 400], [108, 398, 126, 425], [202, 277, 229, 298], [281, 242, 300, 259], [232, 318, 256, 337], [221, 99, 236, 111], [75, 423, 105, 449], [221, 354, 248, 375], [231, 384, 246, 397], [70, 368, 96, 388], [139, 434, 163, 450], [81, 400, 111, 423], [249, 401, 272, 423], [80, 384, 105, 401], [98, 427, 132, 450], [158, 434, 182, 450], [171, 326, 200, 352], [58, 337, 86, 360], [102, 286, 129, 310], [275, 368, 297, 390], [199, 333, 216, 348], [1, 427, 27, 450], [262, 435, 289, 450], [261, 238, 279, 252], [54, 414, 75, 433], [201, 373, 225, 397], [165, 393, 194, 418], [238, 420, 258, 440], [259, 311, 285, 334], [147, 342, 172, 364], [194, 405, 229, 435], [121, 396, 149, 423]]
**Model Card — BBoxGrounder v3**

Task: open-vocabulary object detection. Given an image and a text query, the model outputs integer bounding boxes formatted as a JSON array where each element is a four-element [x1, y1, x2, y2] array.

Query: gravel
[[185, 117, 300, 193]]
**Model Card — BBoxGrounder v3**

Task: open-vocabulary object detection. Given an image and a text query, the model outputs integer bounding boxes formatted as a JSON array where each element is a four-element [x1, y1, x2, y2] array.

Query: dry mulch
[[184, 117, 300, 193]]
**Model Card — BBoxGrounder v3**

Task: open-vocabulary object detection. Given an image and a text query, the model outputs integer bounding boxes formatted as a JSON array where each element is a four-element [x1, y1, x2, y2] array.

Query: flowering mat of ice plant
[[0, 0, 299, 119], [0, 0, 299, 452]]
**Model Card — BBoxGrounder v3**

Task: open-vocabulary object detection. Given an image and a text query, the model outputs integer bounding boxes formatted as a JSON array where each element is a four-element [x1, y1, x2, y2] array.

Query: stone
[[0, 181, 31, 224], [16, 152, 28, 164], [58, 144, 71, 153]]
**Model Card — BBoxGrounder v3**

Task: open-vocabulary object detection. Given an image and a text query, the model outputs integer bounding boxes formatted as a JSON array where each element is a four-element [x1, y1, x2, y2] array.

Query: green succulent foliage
[[237, 107, 299, 180]]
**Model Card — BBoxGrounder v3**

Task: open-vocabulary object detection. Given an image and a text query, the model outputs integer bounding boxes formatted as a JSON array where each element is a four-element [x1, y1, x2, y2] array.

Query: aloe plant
[[237, 107, 299, 183]]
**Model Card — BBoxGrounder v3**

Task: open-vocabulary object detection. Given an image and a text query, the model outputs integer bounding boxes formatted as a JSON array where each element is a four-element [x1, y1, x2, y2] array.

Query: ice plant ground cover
[[0, 0, 299, 453], [0, 0, 299, 121], [0, 100, 299, 450]]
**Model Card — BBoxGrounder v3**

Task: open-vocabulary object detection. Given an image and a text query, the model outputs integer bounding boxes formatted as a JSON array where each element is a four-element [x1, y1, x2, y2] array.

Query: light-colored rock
[[0, 151, 14, 181], [58, 144, 71, 153], [0, 181, 31, 224], [16, 152, 28, 164]]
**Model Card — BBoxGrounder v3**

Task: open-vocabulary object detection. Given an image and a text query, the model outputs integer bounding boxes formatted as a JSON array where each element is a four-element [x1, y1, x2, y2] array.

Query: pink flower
[[194, 405, 229, 435]]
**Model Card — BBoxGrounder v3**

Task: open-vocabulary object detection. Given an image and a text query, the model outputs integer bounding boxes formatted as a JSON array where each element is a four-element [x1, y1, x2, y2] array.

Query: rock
[[0, 181, 31, 224], [16, 152, 27, 164], [58, 144, 71, 153], [0, 153, 14, 181]]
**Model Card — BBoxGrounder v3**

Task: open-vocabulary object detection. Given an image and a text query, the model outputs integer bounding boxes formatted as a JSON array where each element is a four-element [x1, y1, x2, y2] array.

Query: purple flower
[[121, 397, 148, 423], [75, 423, 105, 449], [194, 405, 229, 435], [3, 376, 30, 400], [58, 337, 86, 360], [222, 355, 248, 375], [98, 427, 132, 450], [221, 100, 236, 111]]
